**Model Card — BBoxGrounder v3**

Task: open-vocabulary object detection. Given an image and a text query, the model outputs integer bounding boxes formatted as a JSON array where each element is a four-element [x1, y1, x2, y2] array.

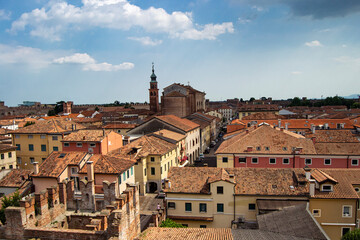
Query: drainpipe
[[233, 186, 236, 223], [355, 199, 358, 228]]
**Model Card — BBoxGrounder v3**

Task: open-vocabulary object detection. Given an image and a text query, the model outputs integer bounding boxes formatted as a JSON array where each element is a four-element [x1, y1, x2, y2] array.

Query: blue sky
[[0, 0, 359, 106]]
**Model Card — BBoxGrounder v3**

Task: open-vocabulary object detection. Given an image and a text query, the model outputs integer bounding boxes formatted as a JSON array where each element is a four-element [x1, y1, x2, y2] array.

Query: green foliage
[[249, 97, 255, 102], [341, 228, 360, 240], [159, 219, 187, 228], [48, 109, 56, 116], [95, 106, 99, 111], [54, 101, 65, 114], [0, 191, 21, 224], [289, 96, 359, 109], [24, 121, 35, 127]]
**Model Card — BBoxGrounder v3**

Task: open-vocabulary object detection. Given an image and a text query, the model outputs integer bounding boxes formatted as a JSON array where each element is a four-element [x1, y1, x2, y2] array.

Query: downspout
[[233, 154, 235, 168], [356, 199, 358, 228], [233, 187, 236, 223]]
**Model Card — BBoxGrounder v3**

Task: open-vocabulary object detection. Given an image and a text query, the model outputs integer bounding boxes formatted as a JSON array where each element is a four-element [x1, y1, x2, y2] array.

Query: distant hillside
[[343, 94, 360, 99]]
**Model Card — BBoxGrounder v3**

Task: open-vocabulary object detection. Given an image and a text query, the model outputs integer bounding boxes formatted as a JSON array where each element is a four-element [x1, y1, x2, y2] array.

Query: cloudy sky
[[0, 0, 359, 106]]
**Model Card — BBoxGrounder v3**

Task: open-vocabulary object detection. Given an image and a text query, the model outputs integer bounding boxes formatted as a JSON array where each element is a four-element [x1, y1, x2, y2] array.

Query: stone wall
[[0, 181, 141, 240]]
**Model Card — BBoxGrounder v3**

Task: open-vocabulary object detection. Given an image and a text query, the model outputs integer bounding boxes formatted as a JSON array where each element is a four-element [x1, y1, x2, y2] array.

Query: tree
[[114, 100, 120, 106], [48, 109, 56, 116], [95, 106, 99, 111], [54, 101, 65, 114], [0, 191, 21, 224], [24, 121, 35, 127], [249, 97, 255, 102], [160, 219, 187, 228], [341, 228, 360, 240]]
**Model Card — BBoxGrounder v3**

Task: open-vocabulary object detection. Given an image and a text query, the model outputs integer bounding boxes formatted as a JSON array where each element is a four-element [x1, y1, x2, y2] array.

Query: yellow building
[[164, 167, 309, 228], [11, 118, 84, 169], [0, 144, 17, 170], [308, 168, 360, 240], [238, 104, 279, 120], [109, 129, 186, 195]]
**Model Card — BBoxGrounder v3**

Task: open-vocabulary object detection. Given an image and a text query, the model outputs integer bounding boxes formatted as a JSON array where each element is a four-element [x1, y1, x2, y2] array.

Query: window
[[312, 209, 321, 217], [123, 172, 126, 181], [283, 147, 287, 151], [251, 158, 258, 164], [200, 225, 207, 228], [199, 203, 207, 213], [53, 146, 58, 151], [324, 159, 331, 165], [76, 142, 82, 147], [151, 167, 155, 175], [265, 147, 270, 151], [71, 167, 78, 174], [40, 135, 46, 139], [9, 165, 13, 169], [144, 168, 147, 176], [283, 158, 290, 164], [52, 136, 58, 141], [256, 146, 261, 151], [168, 202, 176, 209], [131, 167, 133, 175], [17, 157, 21, 164], [160, 167, 162, 174], [151, 157, 155, 162], [64, 142, 69, 147], [343, 206, 352, 217], [355, 187, 360, 193], [41, 145, 46, 152], [0, 154, 3, 160], [217, 186, 224, 194], [185, 203, 192, 212], [15, 134, 20, 139], [1, 167, 4, 170], [16, 144, 21, 151], [249, 203, 256, 210], [222, 157, 228, 163], [217, 203, 224, 213], [342, 227, 351, 236], [269, 158, 276, 164], [28, 135, 33, 139], [127, 170, 130, 178], [29, 144, 34, 151], [118, 174, 122, 184], [321, 185, 333, 192], [30, 157, 35, 164], [305, 159, 312, 165], [8, 152, 12, 158], [89, 143, 96, 148], [351, 159, 359, 166], [239, 158, 246, 163]]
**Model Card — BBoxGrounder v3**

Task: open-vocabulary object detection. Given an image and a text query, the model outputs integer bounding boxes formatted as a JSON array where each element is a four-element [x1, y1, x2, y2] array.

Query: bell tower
[[149, 63, 159, 113]]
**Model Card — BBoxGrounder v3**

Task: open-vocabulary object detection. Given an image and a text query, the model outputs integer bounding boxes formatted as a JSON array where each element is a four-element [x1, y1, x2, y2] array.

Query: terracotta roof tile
[[103, 123, 138, 129], [155, 115, 200, 132], [140, 227, 233, 240], [151, 129, 186, 142], [314, 142, 360, 155], [311, 169, 360, 199], [0, 169, 32, 188], [242, 112, 285, 120], [305, 130, 359, 143], [165, 167, 308, 197], [62, 129, 116, 142], [32, 151, 88, 178], [11, 118, 85, 134], [0, 144, 17, 152], [216, 125, 316, 155]]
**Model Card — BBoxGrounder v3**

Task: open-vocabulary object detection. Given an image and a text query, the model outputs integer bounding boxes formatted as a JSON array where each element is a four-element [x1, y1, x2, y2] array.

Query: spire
[[150, 62, 157, 82]]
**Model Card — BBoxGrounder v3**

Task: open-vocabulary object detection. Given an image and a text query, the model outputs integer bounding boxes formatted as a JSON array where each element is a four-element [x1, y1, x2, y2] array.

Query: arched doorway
[[148, 182, 158, 193]]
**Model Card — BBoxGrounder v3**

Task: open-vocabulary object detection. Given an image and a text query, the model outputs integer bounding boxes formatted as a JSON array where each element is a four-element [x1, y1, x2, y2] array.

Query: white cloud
[[334, 56, 360, 65], [9, 0, 233, 41], [238, 17, 252, 24], [291, 71, 302, 75], [305, 40, 322, 47], [128, 36, 162, 46], [0, 44, 54, 68], [53, 53, 134, 71], [251, 5, 264, 12], [0, 9, 11, 20]]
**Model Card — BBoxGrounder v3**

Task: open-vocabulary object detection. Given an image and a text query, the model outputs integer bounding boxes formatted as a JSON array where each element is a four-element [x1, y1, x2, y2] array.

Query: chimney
[[33, 162, 39, 175], [103, 129, 105, 136], [304, 166, 311, 180], [311, 124, 315, 134], [280, 128, 284, 131], [311, 137, 316, 144], [168, 180, 171, 189], [246, 129, 249, 134], [285, 123, 289, 131], [253, 125, 257, 129], [278, 119, 281, 128], [309, 179, 315, 197], [86, 161, 94, 182], [247, 146, 253, 152], [71, 124, 74, 131], [83, 136, 86, 140]]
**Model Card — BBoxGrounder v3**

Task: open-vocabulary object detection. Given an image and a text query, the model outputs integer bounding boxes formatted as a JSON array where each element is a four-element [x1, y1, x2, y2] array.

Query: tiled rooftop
[[305, 130, 359, 143], [311, 168, 360, 199], [140, 227, 233, 240], [62, 129, 115, 142], [11, 118, 85, 134], [151, 129, 186, 142], [216, 125, 316, 155], [165, 167, 308, 196], [0, 144, 17, 152], [78, 154, 135, 175], [0, 169, 32, 188], [155, 115, 200, 132], [242, 112, 285, 120], [103, 123, 137, 129], [314, 142, 360, 155], [32, 151, 88, 178]]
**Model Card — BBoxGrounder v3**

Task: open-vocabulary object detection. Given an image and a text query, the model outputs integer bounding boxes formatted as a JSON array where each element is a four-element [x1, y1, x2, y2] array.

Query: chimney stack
[[86, 161, 94, 182], [33, 162, 39, 175], [304, 166, 311, 180], [311, 124, 315, 134], [247, 146, 253, 152], [309, 179, 315, 197], [311, 137, 316, 144], [278, 119, 281, 128], [285, 123, 289, 131], [246, 129, 249, 134]]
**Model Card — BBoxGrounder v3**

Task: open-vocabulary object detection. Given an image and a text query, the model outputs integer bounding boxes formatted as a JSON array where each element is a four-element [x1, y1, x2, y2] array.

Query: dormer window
[[256, 146, 261, 151], [265, 147, 270, 151], [321, 184, 333, 192], [283, 147, 287, 151]]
